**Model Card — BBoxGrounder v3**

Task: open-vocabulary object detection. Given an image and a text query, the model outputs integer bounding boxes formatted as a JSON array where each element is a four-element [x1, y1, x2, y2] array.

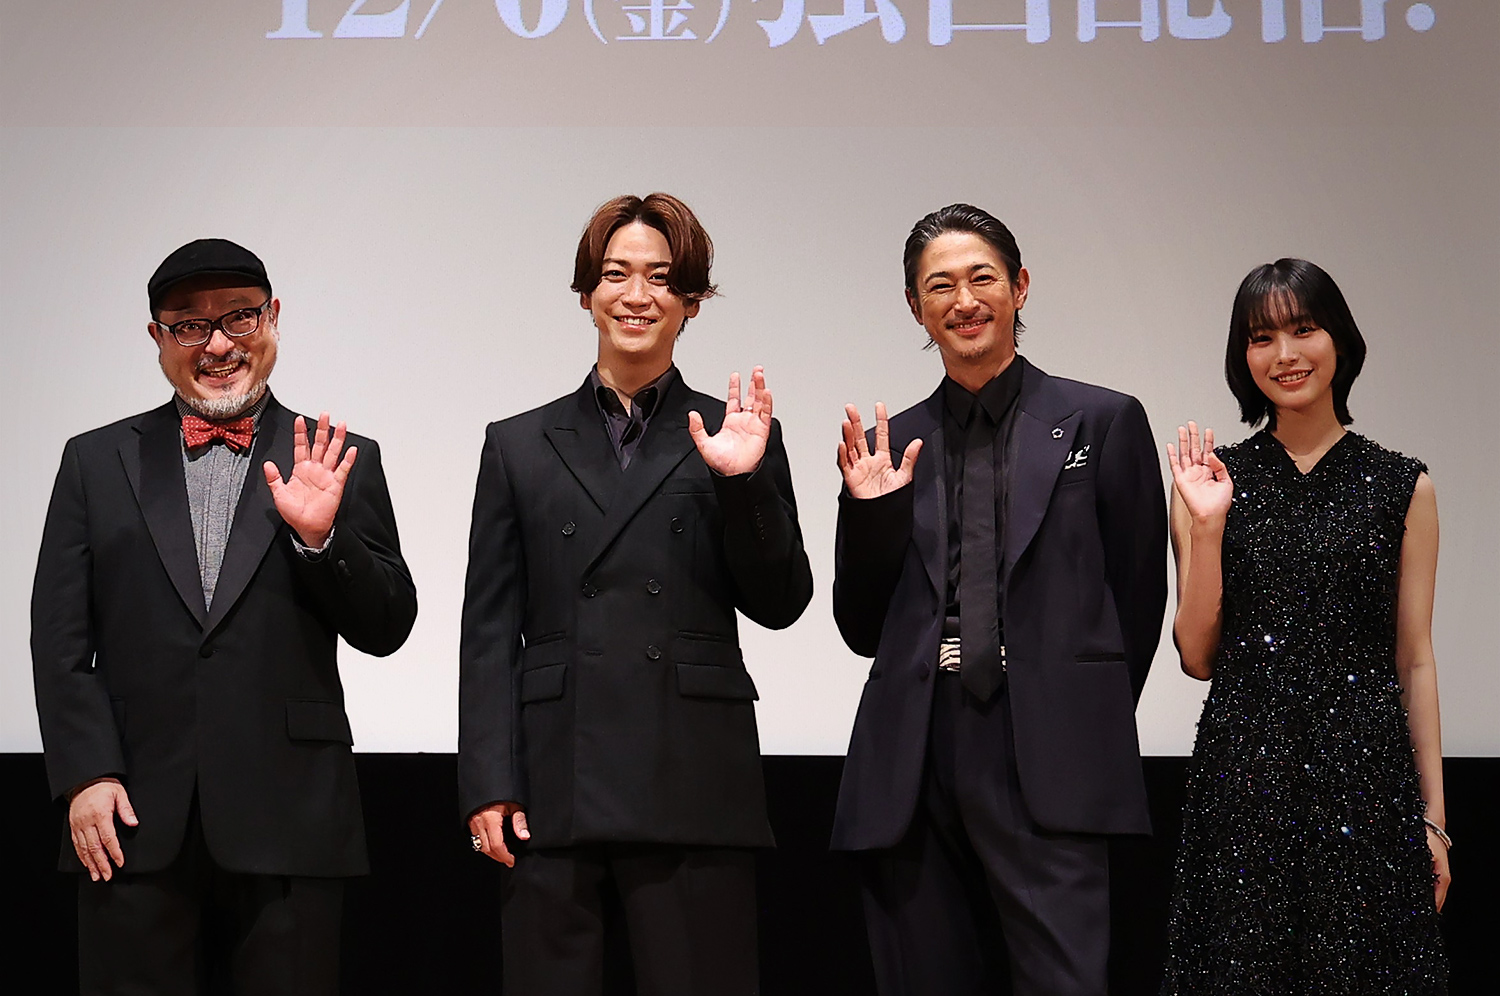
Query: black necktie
[[959, 406, 1004, 701]]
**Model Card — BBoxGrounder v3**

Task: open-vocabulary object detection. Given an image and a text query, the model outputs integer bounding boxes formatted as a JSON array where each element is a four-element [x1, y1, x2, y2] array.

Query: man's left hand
[[264, 411, 357, 549], [689, 366, 772, 476]]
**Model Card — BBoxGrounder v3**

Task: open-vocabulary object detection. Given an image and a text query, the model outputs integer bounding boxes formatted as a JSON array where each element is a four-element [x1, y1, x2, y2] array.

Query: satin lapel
[[909, 386, 946, 599], [123, 404, 207, 627], [542, 383, 618, 515], [203, 398, 292, 636], [582, 379, 696, 573], [1004, 368, 1080, 581]]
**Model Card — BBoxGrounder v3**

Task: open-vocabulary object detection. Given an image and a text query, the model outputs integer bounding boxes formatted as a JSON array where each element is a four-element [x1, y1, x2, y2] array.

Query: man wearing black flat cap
[[31, 238, 417, 995]]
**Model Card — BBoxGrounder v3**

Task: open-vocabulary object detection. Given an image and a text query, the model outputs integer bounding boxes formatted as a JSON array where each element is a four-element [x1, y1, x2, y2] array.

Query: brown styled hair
[[571, 193, 718, 302]]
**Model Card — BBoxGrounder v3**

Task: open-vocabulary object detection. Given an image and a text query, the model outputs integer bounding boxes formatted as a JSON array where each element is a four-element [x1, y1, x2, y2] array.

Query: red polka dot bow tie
[[181, 414, 255, 452]]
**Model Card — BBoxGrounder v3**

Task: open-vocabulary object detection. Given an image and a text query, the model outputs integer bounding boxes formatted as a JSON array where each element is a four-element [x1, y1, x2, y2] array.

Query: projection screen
[[2, 1, 1495, 755]]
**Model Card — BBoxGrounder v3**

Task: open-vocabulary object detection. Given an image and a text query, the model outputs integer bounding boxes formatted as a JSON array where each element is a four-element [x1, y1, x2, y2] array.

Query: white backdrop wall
[[2, 3, 1495, 755]]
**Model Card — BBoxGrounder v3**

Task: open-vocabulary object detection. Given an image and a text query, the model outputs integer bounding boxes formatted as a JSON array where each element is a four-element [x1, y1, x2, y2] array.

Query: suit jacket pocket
[[676, 664, 759, 700], [673, 635, 757, 700], [519, 662, 567, 704], [286, 700, 354, 745]]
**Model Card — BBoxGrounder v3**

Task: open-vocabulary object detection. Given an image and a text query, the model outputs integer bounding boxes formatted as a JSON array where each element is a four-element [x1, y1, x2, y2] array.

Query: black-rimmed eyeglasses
[[154, 300, 272, 348]]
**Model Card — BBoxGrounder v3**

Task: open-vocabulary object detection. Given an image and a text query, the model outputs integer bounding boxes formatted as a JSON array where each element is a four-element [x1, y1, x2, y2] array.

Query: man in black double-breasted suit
[[832, 205, 1166, 996], [459, 194, 812, 995], [31, 239, 417, 995]]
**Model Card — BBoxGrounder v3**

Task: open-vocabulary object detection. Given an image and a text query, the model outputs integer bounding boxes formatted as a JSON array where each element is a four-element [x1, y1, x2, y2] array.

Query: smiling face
[[149, 275, 279, 418], [580, 221, 699, 369], [907, 231, 1029, 385], [1245, 315, 1339, 421]]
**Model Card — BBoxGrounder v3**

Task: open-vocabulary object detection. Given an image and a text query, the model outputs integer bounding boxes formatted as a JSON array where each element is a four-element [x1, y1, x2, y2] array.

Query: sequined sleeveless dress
[[1160, 431, 1447, 994]]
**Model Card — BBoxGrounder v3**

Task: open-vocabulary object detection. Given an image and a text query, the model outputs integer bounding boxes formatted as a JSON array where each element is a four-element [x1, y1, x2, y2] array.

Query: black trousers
[[501, 842, 759, 996], [860, 673, 1110, 996], [77, 796, 344, 996]]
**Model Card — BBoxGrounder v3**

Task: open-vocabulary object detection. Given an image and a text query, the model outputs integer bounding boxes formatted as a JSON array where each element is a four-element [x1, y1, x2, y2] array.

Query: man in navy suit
[[32, 239, 417, 995], [831, 205, 1167, 996]]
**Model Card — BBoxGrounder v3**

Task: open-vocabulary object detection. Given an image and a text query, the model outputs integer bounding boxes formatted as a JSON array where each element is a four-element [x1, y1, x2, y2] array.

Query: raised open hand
[[689, 366, 772, 476], [263, 411, 357, 549], [1166, 421, 1233, 525], [838, 401, 923, 499]]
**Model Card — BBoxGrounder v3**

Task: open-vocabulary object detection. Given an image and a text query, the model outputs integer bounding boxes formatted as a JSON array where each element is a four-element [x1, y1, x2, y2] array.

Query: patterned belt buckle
[[937, 638, 1006, 672]]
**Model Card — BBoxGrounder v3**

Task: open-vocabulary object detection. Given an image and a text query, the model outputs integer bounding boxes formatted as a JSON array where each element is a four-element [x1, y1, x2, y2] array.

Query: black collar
[[943, 357, 1024, 427], [590, 364, 677, 419]]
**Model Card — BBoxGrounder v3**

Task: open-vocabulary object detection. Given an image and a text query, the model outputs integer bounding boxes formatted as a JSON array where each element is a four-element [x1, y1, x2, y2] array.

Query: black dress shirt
[[942, 360, 1024, 636], [589, 365, 677, 469]]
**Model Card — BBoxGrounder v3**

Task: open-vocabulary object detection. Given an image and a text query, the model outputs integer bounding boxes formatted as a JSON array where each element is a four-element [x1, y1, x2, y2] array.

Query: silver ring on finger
[[471, 834, 484, 852]]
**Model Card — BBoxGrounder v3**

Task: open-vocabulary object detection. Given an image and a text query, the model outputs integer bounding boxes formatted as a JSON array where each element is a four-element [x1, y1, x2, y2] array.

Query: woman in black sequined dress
[[1159, 259, 1449, 994]]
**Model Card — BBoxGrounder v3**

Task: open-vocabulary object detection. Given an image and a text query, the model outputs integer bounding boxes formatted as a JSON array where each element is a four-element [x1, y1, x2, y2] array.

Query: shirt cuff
[[291, 526, 335, 560]]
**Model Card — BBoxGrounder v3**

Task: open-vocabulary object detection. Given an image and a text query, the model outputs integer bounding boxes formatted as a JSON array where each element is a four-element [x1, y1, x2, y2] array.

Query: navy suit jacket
[[31, 396, 417, 875], [831, 357, 1167, 849]]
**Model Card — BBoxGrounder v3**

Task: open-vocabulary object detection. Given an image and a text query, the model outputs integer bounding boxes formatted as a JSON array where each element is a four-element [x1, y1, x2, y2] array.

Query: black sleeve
[[710, 418, 814, 631], [31, 439, 126, 801], [1094, 397, 1169, 701], [292, 438, 418, 658], [831, 481, 914, 659], [457, 424, 527, 819]]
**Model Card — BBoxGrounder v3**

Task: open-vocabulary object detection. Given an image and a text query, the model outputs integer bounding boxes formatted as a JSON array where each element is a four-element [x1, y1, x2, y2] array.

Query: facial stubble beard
[[178, 381, 270, 419], [937, 336, 993, 365], [160, 341, 275, 420]]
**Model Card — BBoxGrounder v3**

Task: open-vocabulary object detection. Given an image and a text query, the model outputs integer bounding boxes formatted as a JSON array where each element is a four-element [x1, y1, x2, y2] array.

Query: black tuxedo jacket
[[31, 396, 417, 876], [458, 374, 813, 849], [830, 358, 1167, 849]]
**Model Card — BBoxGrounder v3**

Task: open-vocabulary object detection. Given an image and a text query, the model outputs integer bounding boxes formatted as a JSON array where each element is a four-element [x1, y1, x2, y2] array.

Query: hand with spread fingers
[[263, 411, 357, 549], [468, 802, 530, 868], [68, 777, 138, 882], [838, 401, 923, 499], [689, 367, 773, 476], [1166, 421, 1233, 525]]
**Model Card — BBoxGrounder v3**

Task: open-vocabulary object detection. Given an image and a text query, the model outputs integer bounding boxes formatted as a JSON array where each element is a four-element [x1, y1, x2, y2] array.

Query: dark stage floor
[[5, 754, 1494, 994]]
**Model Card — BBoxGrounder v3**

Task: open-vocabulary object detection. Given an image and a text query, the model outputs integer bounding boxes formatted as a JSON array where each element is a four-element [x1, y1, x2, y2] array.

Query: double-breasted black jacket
[[831, 358, 1168, 849], [31, 396, 417, 875], [458, 374, 813, 848]]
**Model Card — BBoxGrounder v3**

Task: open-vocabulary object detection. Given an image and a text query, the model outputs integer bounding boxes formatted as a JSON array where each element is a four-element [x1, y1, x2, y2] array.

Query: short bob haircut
[[571, 193, 717, 304], [1225, 258, 1367, 430], [903, 203, 1026, 341]]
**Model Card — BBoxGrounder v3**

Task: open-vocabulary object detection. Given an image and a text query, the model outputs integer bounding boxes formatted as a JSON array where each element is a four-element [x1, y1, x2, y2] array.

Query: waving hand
[[689, 366, 773, 476], [838, 402, 922, 499], [263, 411, 357, 549], [1166, 421, 1233, 524]]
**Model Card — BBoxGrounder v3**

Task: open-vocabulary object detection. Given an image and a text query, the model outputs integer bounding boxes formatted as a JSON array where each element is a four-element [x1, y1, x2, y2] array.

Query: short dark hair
[[571, 193, 717, 302], [1225, 258, 1367, 429], [903, 203, 1026, 341]]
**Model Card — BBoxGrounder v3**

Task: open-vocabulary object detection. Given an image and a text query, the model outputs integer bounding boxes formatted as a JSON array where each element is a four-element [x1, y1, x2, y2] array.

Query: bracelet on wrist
[[1423, 817, 1452, 850]]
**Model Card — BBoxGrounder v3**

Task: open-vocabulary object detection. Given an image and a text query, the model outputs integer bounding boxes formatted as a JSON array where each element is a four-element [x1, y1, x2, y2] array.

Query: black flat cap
[[148, 239, 271, 312]]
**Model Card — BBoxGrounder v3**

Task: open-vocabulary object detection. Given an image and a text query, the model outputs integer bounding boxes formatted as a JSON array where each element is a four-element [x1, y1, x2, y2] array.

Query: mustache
[[196, 348, 250, 371]]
